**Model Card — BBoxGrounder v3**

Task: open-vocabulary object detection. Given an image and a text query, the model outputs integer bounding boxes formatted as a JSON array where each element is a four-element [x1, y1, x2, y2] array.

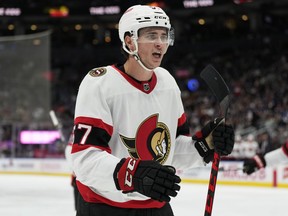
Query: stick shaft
[[205, 118, 227, 216], [200, 65, 231, 216], [204, 152, 220, 216], [49, 110, 66, 142], [49, 110, 59, 127]]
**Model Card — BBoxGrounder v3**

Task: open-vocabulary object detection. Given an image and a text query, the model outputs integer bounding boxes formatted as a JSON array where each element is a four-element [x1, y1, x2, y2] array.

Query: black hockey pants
[[76, 193, 174, 216]]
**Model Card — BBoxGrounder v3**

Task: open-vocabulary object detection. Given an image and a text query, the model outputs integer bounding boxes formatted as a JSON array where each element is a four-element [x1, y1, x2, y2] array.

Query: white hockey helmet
[[118, 5, 174, 47]]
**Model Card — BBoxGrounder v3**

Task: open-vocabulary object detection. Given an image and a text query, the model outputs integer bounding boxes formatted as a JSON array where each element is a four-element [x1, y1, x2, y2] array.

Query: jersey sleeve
[[170, 78, 205, 169], [282, 142, 288, 158], [176, 113, 190, 137], [64, 131, 75, 174], [172, 135, 205, 170], [265, 142, 288, 167], [172, 112, 205, 170], [71, 72, 120, 192]]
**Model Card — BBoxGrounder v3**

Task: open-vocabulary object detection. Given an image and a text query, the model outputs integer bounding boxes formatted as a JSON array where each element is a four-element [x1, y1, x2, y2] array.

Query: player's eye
[[145, 34, 158, 41], [142, 33, 168, 43], [160, 35, 168, 43]]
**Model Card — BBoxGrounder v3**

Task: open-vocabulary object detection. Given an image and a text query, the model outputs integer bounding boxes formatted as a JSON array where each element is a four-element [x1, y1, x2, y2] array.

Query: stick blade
[[200, 64, 230, 102], [200, 64, 230, 117]]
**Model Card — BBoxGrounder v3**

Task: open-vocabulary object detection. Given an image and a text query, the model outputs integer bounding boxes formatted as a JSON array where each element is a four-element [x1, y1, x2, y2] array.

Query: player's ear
[[124, 35, 136, 52]]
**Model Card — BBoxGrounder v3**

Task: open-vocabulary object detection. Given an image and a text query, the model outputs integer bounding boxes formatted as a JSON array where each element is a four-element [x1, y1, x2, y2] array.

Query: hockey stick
[[49, 110, 66, 142], [200, 64, 231, 216]]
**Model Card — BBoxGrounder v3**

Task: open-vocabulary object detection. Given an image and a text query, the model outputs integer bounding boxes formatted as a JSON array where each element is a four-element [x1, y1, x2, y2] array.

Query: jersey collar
[[112, 64, 157, 94]]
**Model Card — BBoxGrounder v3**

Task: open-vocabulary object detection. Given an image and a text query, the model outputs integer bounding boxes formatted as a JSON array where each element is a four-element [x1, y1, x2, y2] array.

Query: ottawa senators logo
[[89, 67, 106, 77], [120, 114, 171, 164]]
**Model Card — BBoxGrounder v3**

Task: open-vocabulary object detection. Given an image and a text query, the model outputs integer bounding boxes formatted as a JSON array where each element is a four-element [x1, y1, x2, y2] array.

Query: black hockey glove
[[243, 154, 266, 175], [113, 158, 181, 202], [192, 117, 235, 163]]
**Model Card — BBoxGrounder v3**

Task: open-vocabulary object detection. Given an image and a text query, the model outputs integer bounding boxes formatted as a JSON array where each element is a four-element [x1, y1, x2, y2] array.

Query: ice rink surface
[[0, 174, 287, 216]]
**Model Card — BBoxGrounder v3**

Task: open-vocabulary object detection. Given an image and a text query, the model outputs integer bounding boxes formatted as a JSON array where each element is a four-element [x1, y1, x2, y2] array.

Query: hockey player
[[243, 142, 288, 174], [64, 131, 79, 211], [71, 5, 235, 216]]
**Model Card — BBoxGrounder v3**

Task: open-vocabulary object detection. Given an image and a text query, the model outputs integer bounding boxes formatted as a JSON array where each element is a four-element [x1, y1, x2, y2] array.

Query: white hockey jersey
[[71, 64, 204, 209], [265, 142, 288, 166]]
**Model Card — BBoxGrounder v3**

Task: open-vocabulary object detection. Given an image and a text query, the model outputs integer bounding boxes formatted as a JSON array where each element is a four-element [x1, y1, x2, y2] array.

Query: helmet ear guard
[[168, 27, 175, 46]]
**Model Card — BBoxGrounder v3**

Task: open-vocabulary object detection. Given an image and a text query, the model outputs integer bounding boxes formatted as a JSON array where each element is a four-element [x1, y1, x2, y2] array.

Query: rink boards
[[1, 158, 288, 188]]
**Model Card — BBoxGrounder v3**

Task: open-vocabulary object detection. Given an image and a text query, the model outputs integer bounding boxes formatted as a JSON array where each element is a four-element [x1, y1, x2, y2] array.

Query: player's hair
[[120, 32, 132, 59]]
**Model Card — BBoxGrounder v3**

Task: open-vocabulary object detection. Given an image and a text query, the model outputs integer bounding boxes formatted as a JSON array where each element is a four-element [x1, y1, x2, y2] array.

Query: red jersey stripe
[[75, 116, 113, 136]]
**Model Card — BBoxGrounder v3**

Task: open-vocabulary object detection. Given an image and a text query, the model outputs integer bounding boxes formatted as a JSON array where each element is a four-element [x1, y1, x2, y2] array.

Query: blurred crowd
[[49, 31, 288, 133], [179, 33, 288, 159], [1, 26, 288, 160]]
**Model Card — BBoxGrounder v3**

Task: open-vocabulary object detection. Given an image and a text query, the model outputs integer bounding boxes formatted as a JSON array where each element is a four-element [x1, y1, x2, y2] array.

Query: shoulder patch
[[89, 67, 107, 77]]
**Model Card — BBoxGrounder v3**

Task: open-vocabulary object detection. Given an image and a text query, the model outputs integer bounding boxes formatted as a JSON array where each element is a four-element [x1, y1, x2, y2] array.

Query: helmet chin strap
[[123, 38, 155, 72], [132, 53, 154, 72]]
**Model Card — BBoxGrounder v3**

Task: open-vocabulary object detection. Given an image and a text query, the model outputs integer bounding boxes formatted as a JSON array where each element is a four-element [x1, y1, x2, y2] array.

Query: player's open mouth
[[152, 52, 161, 58]]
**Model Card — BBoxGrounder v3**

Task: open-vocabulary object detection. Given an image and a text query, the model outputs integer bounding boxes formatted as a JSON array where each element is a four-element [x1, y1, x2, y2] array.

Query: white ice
[[0, 174, 287, 216]]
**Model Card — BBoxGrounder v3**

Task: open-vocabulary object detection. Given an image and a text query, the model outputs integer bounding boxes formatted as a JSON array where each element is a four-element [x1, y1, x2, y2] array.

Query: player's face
[[137, 27, 169, 69]]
